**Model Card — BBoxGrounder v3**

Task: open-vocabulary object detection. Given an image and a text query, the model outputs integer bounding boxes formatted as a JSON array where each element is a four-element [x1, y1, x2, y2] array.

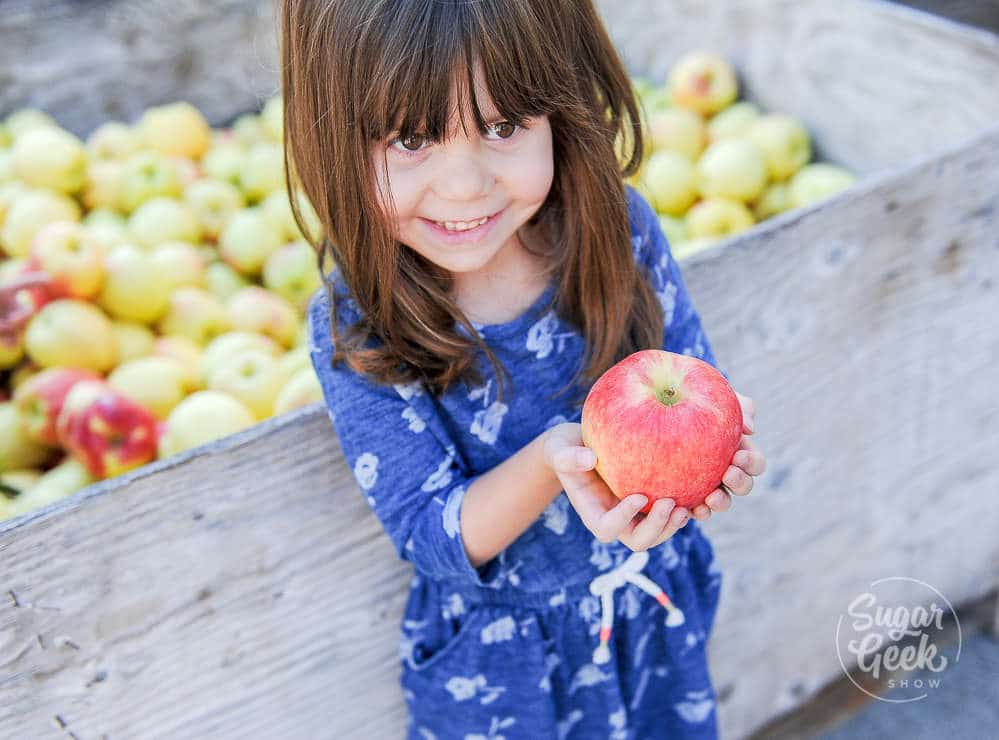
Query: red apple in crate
[[55, 380, 160, 479], [580, 349, 742, 514], [13, 366, 103, 446]]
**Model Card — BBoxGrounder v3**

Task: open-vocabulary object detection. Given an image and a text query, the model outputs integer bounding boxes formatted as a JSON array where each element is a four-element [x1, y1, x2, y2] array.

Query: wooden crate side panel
[[0, 0, 280, 136], [597, 0, 999, 174], [683, 125, 999, 737], [0, 409, 411, 738]]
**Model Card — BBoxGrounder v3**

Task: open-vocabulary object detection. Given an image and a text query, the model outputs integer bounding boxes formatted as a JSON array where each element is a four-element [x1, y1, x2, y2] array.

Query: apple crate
[[2, 1, 998, 738]]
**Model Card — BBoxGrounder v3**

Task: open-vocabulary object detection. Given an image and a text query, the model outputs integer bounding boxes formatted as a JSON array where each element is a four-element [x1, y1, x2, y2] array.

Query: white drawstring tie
[[588, 551, 685, 665]]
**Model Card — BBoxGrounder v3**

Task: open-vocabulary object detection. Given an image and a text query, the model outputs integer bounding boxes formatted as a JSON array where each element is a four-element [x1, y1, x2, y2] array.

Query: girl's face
[[372, 65, 554, 293]]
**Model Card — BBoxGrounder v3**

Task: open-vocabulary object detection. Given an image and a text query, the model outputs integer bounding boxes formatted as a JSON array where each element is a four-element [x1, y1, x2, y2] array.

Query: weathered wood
[[1, 1, 999, 739], [0, 0, 280, 137]]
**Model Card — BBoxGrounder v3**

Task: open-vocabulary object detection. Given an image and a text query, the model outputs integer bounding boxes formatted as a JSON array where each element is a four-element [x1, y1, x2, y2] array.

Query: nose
[[433, 139, 494, 203]]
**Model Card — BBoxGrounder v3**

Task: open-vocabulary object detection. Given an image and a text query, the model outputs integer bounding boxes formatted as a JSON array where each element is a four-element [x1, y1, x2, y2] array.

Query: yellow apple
[[183, 178, 245, 240], [263, 240, 322, 313], [128, 197, 203, 249], [150, 241, 206, 291], [668, 52, 739, 116], [278, 344, 311, 379], [685, 198, 756, 240], [157, 390, 256, 458], [151, 336, 203, 391], [201, 141, 245, 188], [10, 127, 87, 194], [647, 108, 707, 161], [139, 102, 212, 161], [640, 150, 699, 216], [108, 356, 189, 420], [24, 299, 118, 372], [157, 287, 232, 346], [706, 101, 761, 142], [238, 143, 284, 203], [86, 121, 141, 161], [111, 320, 156, 363], [273, 367, 324, 415], [7, 457, 94, 518], [747, 113, 812, 181], [696, 139, 768, 203], [1, 189, 82, 258], [81, 159, 124, 211], [219, 208, 284, 277], [97, 244, 173, 323], [206, 349, 290, 420], [754, 182, 793, 220], [29, 221, 107, 299], [117, 152, 183, 213], [4, 109, 58, 140], [226, 286, 300, 348], [789, 164, 857, 208], [204, 260, 250, 302], [199, 330, 282, 387]]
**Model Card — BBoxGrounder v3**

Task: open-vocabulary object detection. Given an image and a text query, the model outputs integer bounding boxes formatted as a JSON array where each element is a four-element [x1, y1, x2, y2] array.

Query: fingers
[[704, 487, 732, 512], [593, 494, 648, 543], [621, 498, 689, 550], [542, 424, 594, 474], [732, 436, 767, 476], [722, 463, 754, 496], [736, 392, 756, 434]]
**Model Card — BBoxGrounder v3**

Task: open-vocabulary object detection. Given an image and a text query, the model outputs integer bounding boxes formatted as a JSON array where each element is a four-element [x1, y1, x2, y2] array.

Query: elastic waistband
[[443, 576, 596, 610]]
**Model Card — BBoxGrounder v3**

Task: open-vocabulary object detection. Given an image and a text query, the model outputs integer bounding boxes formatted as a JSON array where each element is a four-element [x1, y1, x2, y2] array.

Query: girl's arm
[[308, 287, 574, 585]]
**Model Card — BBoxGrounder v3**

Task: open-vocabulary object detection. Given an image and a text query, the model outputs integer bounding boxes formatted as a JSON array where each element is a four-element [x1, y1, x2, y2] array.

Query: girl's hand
[[542, 422, 690, 552], [689, 391, 767, 522]]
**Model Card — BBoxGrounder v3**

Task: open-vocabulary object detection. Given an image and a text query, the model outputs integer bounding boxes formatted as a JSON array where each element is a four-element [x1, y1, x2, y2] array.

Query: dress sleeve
[[625, 185, 730, 381], [306, 283, 499, 587]]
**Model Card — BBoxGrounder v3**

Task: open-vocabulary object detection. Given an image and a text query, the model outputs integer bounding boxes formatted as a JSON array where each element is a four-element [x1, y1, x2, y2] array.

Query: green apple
[[232, 114, 269, 146], [640, 150, 699, 217], [747, 113, 812, 181], [29, 221, 107, 299], [753, 181, 793, 220], [150, 241, 206, 291], [671, 237, 721, 260], [658, 214, 689, 246], [789, 164, 857, 208], [6, 457, 94, 518], [667, 52, 739, 116], [1, 189, 82, 258], [128, 197, 203, 248], [206, 349, 290, 421], [97, 243, 172, 323], [226, 286, 300, 348], [110, 320, 156, 363], [10, 127, 88, 194], [108, 356, 189, 420], [238, 143, 285, 203], [696, 138, 768, 203], [151, 335, 203, 391], [263, 240, 322, 313], [219, 208, 284, 277], [201, 141, 246, 187], [261, 96, 284, 143], [183, 178, 245, 240], [86, 121, 141, 161], [646, 108, 706, 161], [685, 197, 756, 239], [707, 101, 761, 142], [139, 102, 212, 161], [157, 390, 256, 458], [24, 299, 118, 372], [204, 260, 250, 302], [118, 152, 183, 213], [81, 159, 124, 211], [157, 287, 232, 346], [4, 109, 58, 140], [199, 330, 282, 387], [273, 367, 323, 415]]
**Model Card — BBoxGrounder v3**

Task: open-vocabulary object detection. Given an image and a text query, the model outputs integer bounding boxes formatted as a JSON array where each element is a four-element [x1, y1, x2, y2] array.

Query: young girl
[[281, 1, 766, 737]]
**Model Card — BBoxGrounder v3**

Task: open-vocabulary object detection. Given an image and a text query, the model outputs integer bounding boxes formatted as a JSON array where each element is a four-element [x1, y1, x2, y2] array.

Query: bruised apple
[[580, 349, 742, 514]]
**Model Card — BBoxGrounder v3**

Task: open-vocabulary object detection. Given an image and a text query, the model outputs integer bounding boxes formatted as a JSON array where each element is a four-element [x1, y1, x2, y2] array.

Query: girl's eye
[[388, 121, 522, 156]]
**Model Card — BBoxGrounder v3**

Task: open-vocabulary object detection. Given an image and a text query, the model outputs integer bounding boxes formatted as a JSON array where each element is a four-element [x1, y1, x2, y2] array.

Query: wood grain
[[1, 1, 998, 738]]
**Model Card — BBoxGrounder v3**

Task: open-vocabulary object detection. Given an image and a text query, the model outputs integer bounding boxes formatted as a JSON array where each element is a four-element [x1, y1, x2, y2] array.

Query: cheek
[[509, 129, 554, 200]]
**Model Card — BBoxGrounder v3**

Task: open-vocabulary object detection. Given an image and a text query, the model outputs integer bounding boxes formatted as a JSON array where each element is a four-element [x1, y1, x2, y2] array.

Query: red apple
[[13, 366, 103, 446], [55, 380, 160, 479], [580, 349, 742, 513]]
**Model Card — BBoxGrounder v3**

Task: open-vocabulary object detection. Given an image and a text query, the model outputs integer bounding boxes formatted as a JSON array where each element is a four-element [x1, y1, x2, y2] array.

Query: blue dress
[[307, 186, 725, 740]]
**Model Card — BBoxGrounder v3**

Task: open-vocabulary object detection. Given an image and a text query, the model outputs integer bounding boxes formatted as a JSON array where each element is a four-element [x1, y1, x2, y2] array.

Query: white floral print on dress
[[353, 452, 378, 490], [525, 311, 574, 359], [480, 615, 517, 644]]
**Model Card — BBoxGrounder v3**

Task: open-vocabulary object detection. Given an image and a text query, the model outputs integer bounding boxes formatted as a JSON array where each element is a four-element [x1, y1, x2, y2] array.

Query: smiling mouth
[[424, 210, 502, 232]]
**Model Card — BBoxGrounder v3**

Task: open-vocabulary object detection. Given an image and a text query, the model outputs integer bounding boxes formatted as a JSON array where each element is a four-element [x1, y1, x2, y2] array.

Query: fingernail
[[630, 494, 648, 508], [578, 449, 596, 467]]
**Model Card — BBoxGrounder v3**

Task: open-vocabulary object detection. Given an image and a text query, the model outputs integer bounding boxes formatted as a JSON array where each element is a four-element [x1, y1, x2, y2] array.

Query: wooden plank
[[1, 1, 999, 739], [0, 0, 279, 136], [602, 0, 999, 174]]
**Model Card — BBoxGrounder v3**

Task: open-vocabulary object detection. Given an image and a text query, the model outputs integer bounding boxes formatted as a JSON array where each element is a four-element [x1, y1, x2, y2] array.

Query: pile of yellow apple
[[623, 51, 857, 259], [0, 97, 327, 520]]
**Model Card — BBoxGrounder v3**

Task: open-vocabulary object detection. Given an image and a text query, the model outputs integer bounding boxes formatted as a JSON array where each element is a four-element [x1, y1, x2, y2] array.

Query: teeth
[[436, 216, 489, 231]]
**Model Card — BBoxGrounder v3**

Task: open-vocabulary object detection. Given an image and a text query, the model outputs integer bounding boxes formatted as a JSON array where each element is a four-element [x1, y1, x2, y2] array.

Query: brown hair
[[279, 0, 663, 409]]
